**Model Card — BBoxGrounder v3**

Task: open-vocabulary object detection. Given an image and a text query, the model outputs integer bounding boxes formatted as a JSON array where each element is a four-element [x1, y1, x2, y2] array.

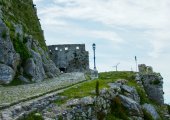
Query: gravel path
[[0, 72, 86, 107]]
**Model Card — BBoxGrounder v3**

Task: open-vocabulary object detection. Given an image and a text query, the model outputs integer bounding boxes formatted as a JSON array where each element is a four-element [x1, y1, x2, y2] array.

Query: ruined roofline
[[48, 44, 86, 51], [48, 44, 85, 46]]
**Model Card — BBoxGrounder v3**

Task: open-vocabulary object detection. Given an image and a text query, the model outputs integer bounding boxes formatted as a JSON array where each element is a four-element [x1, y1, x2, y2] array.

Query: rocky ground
[[0, 72, 86, 108]]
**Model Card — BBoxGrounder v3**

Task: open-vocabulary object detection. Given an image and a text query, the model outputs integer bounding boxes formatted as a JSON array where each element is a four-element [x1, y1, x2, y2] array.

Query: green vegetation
[[142, 109, 154, 120], [168, 105, 170, 114], [150, 79, 160, 85], [1, 0, 47, 50], [20, 112, 44, 120], [110, 96, 129, 120], [12, 34, 31, 63], [1, 30, 7, 39], [59, 71, 136, 102], [95, 80, 99, 96]]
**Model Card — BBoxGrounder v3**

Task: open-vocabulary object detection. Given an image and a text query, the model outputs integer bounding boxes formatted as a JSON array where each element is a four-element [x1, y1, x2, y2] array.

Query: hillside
[[21, 71, 170, 120], [0, 0, 60, 85]]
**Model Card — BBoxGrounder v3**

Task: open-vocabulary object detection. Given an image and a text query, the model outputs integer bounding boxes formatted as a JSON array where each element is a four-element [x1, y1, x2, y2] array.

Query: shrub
[[20, 112, 44, 120], [143, 109, 154, 120], [110, 96, 129, 120], [1, 30, 7, 39], [167, 105, 170, 114], [12, 34, 31, 63], [96, 80, 99, 96], [136, 87, 149, 104]]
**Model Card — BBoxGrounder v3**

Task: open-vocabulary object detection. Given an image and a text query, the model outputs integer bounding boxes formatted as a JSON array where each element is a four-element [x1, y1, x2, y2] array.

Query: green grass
[[59, 71, 136, 100]]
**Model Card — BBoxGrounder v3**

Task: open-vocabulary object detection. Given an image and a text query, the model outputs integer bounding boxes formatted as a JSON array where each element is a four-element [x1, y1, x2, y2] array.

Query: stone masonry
[[48, 44, 89, 73]]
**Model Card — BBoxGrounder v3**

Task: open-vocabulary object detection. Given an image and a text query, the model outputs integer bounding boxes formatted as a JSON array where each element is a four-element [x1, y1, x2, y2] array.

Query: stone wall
[[48, 44, 89, 73]]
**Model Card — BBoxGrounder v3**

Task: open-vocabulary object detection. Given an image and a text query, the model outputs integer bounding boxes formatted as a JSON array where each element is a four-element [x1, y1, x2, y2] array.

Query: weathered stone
[[142, 103, 160, 120], [66, 99, 80, 107], [18, 75, 30, 83], [48, 44, 89, 73], [0, 64, 15, 84], [24, 50, 46, 81], [108, 83, 121, 91], [121, 85, 140, 103], [118, 95, 143, 117], [80, 96, 94, 105], [43, 60, 60, 77]]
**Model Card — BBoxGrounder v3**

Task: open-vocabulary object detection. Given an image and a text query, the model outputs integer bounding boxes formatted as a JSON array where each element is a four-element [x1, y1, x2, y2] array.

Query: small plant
[[110, 96, 129, 120], [96, 80, 99, 96], [20, 112, 44, 120], [167, 104, 170, 114], [149, 80, 160, 85], [143, 109, 154, 120], [1, 30, 7, 39]]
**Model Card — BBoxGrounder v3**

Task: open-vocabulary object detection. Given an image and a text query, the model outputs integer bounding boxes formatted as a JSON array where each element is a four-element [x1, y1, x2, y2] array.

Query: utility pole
[[92, 43, 96, 70], [135, 56, 138, 72]]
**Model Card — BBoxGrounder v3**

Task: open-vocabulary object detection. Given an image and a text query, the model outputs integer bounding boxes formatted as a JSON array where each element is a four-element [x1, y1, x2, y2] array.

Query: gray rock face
[[43, 60, 60, 77], [142, 103, 160, 120], [24, 50, 46, 81], [0, 64, 15, 84], [121, 85, 140, 103], [24, 35, 60, 81], [118, 95, 143, 117]]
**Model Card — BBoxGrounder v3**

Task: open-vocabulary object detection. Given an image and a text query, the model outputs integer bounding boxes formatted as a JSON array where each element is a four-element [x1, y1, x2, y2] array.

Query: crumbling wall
[[48, 44, 89, 73]]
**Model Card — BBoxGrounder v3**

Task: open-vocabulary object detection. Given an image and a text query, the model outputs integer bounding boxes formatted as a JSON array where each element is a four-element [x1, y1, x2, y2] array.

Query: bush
[[136, 87, 149, 104], [167, 105, 170, 114], [12, 34, 31, 63], [96, 80, 99, 96], [110, 96, 129, 120], [143, 109, 154, 120], [20, 112, 44, 120], [1, 30, 7, 39]]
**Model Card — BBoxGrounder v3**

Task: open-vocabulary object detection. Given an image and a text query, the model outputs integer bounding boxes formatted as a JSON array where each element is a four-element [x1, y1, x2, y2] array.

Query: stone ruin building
[[48, 44, 89, 73]]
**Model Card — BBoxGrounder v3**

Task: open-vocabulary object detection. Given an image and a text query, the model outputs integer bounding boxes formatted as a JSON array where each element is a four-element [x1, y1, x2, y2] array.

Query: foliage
[[142, 109, 154, 120], [110, 96, 129, 120], [12, 34, 31, 63], [136, 87, 150, 104], [59, 71, 135, 100], [1, 30, 7, 39], [20, 112, 44, 120], [167, 104, 170, 114], [1, 0, 47, 50], [96, 80, 99, 96], [150, 79, 160, 85]]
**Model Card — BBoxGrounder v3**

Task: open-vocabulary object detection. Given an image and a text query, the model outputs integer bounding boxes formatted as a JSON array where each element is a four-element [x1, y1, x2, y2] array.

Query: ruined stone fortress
[[48, 44, 89, 73]]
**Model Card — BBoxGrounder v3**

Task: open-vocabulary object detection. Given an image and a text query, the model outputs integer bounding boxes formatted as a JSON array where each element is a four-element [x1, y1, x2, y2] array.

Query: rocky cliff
[[0, 0, 60, 84]]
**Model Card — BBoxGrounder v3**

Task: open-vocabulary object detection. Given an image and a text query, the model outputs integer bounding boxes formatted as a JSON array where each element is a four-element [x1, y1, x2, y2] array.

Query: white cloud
[[34, 0, 170, 103]]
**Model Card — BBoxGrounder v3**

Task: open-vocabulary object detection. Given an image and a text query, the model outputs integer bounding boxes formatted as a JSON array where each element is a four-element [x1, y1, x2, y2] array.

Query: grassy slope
[[59, 71, 137, 100], [0, 0, 47, 50]]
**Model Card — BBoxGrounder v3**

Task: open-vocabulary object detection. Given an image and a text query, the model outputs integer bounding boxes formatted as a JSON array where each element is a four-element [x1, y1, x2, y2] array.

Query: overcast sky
[[33, 0, 170, 104]]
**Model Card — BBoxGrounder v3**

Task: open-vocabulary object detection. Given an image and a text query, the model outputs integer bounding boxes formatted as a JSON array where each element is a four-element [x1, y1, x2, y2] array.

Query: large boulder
[[118, 95, 143, 117], [121, 85, 140, 103], [0, 21, 19, 72], [43, 60, 60, 77], [24, 50, 46, 81], [0, 64, 15, 84], [142, 103, 160, 120]]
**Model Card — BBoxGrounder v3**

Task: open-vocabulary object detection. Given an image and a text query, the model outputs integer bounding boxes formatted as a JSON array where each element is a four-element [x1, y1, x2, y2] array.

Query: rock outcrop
[[138, 64, 164, 104], [0, 0, 60, 84]]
